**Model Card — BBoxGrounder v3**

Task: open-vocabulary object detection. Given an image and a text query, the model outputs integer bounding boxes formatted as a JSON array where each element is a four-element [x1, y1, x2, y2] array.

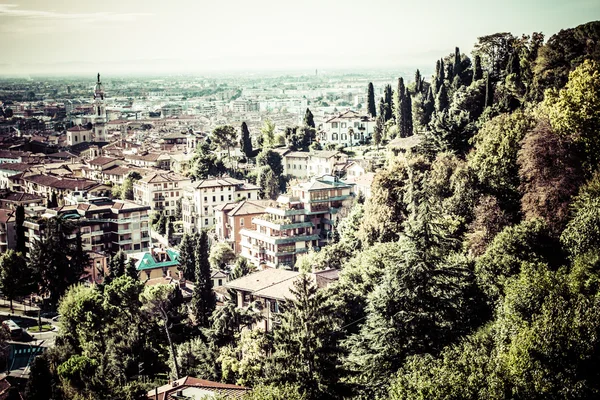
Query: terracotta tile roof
[[23, 174, 98, 191], [139, 171, 189, 184]]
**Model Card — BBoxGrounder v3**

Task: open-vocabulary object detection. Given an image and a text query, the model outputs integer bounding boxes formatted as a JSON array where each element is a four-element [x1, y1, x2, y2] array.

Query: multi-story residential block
[[279, 150, 348, 179], [239, 175, 354, 269], [182, 178, 260, 233], [23, 197, 152, 257], [133, 172, 192, 217], [214, 200, 271, 254], [320, 109, 374, 147]]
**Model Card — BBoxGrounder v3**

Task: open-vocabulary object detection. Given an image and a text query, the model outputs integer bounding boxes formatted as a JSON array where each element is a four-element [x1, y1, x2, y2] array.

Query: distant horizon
[[0, 0, 599, 77]]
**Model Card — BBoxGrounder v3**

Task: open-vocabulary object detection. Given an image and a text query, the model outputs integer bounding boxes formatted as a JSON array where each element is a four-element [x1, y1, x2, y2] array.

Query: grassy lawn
[[27, 324, 53, 333]]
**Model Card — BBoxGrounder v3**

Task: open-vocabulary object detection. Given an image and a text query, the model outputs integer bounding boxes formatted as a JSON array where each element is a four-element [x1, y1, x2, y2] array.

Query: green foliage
[[191, 231, 215, 328], [468, 110, 535, 216], [256, 149, 283, 176], [543, 60, 600, 174], [0, 250, 32, 310], [561, 192, 600, 259], [533, 21, 600, 99], [518, 118, 582, 233], [178, 232, 198, 281], [260, 119, 276, 148], [367, 82, 376, 118], [190, 141, 226, 179], [303, 108, 315, 129], [212, 125, 238, 167], [173, 337, 221, 381], [209, 242, 236, 270], [15, 204, 25, 253], [240, 122, 253, 158], [242, 383, 306, 400], [256, 166, 280, 200], [28, 217, 86, 308], [475, 219, 564, 306], [268, 273, 348, 400]]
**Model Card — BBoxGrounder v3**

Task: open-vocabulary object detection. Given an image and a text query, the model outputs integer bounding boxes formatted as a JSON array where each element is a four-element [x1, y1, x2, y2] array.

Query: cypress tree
[[435, 84, 449, 113], [107, 250, 126, 281], [424, 87, 435, 124], [473, 55, 483, 83], [384, 84, 393, 122], [178, 233, 197, 281], [414, 70, 422, 93], [367, 82, 377, 118], [406, 93, 413, 137], [373, 99, 384, 149], [303, 108, 315, 129], [395, 77, 406, 131], [240, 122, 253, 158], [454, 47, 462, 78], [447, 63, 454, 81], [15, 205, 25, 254], [439, 59, 445, 81], [191, 231, 215, 328]]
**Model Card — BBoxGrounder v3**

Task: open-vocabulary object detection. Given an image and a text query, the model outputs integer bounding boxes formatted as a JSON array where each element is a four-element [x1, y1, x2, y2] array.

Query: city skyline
[[0, 0, 599, 76]]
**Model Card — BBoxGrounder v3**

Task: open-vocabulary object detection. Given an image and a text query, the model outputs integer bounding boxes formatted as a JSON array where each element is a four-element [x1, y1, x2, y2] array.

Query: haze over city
[[1, 0, 599, 76]]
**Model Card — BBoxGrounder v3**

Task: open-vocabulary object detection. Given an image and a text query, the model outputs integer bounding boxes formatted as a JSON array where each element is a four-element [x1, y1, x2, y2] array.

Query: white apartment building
[[320, 109, 375, 147], [279, 150, 349, 179], [182, 177, 261, 233], [133, 172, 192, 217]]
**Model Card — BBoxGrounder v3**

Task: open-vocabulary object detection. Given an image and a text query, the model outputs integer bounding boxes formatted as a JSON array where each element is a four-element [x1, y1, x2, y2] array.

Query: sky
[[0, 0, 598, 76]]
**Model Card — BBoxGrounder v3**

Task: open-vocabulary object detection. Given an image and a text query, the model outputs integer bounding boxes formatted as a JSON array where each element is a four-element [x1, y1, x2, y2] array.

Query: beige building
[[214, 200, 270, 255], [133, 172, 192, 217], [181, 177, 260, 233]]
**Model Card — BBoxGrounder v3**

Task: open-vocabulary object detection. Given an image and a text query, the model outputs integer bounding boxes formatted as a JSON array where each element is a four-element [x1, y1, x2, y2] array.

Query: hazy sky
[[0, 0, 598, 76]]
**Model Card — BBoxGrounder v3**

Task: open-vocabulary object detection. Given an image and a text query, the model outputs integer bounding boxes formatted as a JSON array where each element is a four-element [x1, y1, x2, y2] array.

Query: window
[[212, 196, 216, 202], [221, 187, 224, 191], [220, 195, 224, 201], [341, 122, 347, 128], [218, 279, 222, 286], [228, 195, 232, 200], [204, 197, 207, 202], [204, 207, 208, 213], [204, 218, 209, 225], [240, 218, 244, 226], [332, 122, 338, 128], [332, 133, 338, 140], [163, 183, 167, 188], [354, 121, 360, 127]]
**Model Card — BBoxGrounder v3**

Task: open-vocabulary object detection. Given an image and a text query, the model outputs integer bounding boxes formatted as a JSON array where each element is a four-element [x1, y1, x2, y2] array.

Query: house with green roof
[[132, 247, 180, 281]]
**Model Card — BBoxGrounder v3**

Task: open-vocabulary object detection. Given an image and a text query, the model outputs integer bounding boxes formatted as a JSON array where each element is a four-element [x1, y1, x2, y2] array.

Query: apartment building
[[239, 175, 354, 269], [133, 172, 192, 217], [214, 200, 271, 255], [320, 109, 374, 147], [22, 197, 152, 257], [181, 177, 260, 233]]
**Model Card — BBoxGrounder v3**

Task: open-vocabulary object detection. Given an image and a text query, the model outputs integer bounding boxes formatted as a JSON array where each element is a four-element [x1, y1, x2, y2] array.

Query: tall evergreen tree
[[373, 99, 385, 148], [0, 250, 29, 311], [384, 84, 394, 122], [473, 55, 483, 83], [435, 84, 449, 113], [303, 108, 315, 129], [395, 78, 406, 135], [107, 250, 126, 281], [405, 93, 413, 136], [191, 231, 215, 328], [15, 205, 25, 254], [367, 82, 377, 118], [125, 258, 138, 281], [454, 47, 463, 79], [269, 273, 348, 400], [178, 233, 198, 281], [439, 59, 446, 82], [240, 122, 253, 158], [414, 70, 422, 93]]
